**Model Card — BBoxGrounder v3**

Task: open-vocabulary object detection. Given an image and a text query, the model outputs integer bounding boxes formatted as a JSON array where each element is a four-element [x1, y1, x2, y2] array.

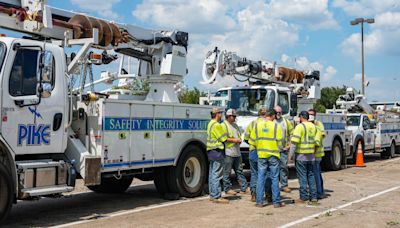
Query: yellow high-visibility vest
[[206, 119, 228, 151], [291, 122, 317, 154], [280, 117, 294, 147], [314, 120, 325, 158], [244, 118, 265, 151], [249, 120, 283, 159], [221, 121, 241, 149]]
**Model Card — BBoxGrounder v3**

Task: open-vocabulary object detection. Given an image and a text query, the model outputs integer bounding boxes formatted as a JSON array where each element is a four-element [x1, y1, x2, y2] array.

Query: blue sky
[[3, 0, 400, 101]]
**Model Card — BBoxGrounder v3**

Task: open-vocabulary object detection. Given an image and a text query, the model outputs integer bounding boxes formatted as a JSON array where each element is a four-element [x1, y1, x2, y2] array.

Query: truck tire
[[381, 141, 396, 159], [0, 162, 13, 223], [167, 145, 207, 198], [349, 139, 364, 164], [154, 167, 170, 196], [322, 140, 342, 171], [88, 176, 133, 193]]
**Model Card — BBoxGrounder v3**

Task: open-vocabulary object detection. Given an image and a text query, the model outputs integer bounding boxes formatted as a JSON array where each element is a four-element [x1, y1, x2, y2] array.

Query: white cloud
[[132, 0, 236, 34], [324, 66, 337, 81], [281, 54, 290, 63], [268, 0, 339, 29], [340, 11, 400, 56], [333, 0, 399, 17], [70, 0, 121, 20]]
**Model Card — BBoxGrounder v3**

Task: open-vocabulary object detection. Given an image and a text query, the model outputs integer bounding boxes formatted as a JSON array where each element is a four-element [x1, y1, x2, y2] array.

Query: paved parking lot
[[3, 154, 400, 228]]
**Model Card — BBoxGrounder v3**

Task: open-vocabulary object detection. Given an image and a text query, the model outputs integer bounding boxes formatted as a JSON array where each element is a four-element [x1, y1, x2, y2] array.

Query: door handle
[[53, 113, 63, 131]]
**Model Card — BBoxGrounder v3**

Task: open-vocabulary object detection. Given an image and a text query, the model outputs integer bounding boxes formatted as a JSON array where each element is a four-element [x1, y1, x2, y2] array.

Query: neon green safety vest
[[314, 120, 325, 157], [244, 118, 265, 151], [221, 121, 242, 149], [280, 117, 294, 147], [206, 119, 228, 151], [291, 122, 317, 154], [249, 120, 283, 159]]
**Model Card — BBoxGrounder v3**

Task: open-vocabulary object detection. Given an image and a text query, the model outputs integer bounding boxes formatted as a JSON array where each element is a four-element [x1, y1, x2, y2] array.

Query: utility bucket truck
[[327, 88, 400, 162], [0, 0, 212, 222], [200, 47, 351, 171]]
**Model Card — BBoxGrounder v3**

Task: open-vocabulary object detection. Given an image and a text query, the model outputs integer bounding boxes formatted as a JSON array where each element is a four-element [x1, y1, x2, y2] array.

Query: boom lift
[[200, 47, 351, 171], [0, 0, 211, 222]]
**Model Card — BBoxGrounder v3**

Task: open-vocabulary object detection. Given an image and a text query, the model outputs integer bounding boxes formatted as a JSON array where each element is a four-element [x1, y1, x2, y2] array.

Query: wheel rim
[[391, 143, 395, 157], [183, 157, 201, 188], [333, 144, 341, 167]]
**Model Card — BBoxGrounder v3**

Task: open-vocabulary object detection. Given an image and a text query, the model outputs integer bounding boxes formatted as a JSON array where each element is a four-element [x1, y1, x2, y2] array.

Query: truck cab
[[346, 114, 376, 158]]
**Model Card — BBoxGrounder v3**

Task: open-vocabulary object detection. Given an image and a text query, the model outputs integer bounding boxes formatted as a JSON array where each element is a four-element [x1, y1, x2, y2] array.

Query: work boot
[[307, 200, 320, 206], [240, 188, 251, 195], [255, 203, 268, 208], [251, 194, 256, 202], [210, 198, 229, 204], [274, 202, 285, 208], [295, 199, 308, 204], [225, 190, 237, 195], [282, 187, 291, 193]]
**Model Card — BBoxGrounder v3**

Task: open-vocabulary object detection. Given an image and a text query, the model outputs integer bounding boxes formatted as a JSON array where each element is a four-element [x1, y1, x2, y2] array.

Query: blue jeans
[[249, 150, 258, 195], [209, 159, 224, 199], [256, 156, 281, 205], [279, 151, 289, 188], [295, 160, 317, 201], [313, 159, 324, 198], [223, 156, 248, 192]]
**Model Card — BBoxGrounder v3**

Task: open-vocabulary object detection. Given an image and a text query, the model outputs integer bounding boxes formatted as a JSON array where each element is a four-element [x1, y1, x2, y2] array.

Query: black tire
[[322, 139, 342, 171], [381, 141, 396, 159], [167, 145, 207, 198], [349, 138, 364, 164], [154, 167, 170, 196], [88, 176, 133, 193], [0, 162, 13, 224]]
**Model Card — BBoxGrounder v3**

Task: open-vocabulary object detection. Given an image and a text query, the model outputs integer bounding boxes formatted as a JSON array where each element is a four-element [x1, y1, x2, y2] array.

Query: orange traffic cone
[[355, 141, 366, 167]]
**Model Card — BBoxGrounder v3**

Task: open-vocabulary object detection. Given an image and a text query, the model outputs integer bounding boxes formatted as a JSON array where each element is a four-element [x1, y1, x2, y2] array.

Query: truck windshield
[[347, 116, 360, 126], [228, 88, 275, 116], [0, 42, 5, 73]]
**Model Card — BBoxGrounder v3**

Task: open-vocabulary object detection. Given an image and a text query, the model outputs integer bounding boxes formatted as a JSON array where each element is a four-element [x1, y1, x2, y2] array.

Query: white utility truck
[[200, 47, 351, 171], [0, 0, 212, 222], [328, 88, 400, 162]]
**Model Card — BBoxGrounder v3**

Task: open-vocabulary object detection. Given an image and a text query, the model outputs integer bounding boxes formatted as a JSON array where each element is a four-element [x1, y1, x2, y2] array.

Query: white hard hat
[[226, 109, 237, 116]]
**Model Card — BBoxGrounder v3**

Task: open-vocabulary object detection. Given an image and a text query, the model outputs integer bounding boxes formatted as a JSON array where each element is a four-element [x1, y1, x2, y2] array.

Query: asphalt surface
[[2, 154, 400, 228]]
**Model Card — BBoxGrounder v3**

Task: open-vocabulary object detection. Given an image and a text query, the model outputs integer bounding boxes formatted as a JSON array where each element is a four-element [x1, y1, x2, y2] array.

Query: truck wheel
[[167, 145, 207, 198], [88, 176, 133, 193], [154, 167, 170, 196], [381, 141, 396, 159], [0, 163, 13, 223], [322, 140, 342, 171]]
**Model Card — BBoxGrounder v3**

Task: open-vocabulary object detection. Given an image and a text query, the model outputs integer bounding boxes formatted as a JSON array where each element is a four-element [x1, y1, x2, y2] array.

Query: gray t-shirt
[[225, 122, 241, 157]]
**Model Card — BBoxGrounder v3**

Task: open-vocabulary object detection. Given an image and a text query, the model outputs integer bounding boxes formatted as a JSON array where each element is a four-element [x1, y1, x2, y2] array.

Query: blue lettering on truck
[[104, 117, 208, 131], [18, 124, 51, 146]]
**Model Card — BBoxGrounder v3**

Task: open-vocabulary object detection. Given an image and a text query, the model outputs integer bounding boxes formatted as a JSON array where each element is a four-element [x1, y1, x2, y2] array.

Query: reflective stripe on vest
[[206, 120, 226, 151], [296, 122, 317, 154], [254, 121, 281, 159], [223, 121, 241, 149]]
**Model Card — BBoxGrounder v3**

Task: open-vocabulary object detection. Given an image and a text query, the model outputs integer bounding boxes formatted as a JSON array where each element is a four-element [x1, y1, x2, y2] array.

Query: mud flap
[[84, 156, 101, 186]]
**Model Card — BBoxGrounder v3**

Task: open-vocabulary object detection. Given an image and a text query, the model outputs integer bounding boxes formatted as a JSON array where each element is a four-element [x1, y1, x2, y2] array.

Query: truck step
[[17, 160, 64, 169], [21, 185, 74, 197]]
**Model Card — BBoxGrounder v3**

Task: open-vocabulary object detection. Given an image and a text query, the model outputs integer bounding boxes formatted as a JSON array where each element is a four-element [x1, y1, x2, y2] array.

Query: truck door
[[1, 40, 68, 155], [362, 116, 375, 150]]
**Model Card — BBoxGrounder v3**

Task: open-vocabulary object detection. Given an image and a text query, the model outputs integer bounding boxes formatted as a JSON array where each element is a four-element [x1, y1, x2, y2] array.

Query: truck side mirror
[[290, 94, 297, 116]]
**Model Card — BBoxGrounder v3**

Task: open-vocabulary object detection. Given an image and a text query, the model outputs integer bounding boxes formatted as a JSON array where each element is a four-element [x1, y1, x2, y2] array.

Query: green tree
[[314, 86, 347, 113], [179, 87, 206, 104]]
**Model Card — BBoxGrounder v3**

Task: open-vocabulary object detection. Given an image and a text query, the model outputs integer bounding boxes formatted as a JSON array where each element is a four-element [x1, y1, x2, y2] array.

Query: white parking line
[[51, 196, 209, 228], [279, 185, 400, 228]]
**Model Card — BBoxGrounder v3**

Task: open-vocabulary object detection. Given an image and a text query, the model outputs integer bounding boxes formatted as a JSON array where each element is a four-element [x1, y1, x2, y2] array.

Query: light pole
[[350, 17, 374, 95]]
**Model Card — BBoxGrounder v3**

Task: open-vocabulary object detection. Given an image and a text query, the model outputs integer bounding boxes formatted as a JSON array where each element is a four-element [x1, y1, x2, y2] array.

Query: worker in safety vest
[[206, 107, 230, 204], [221, 109, 249, 195], [308, 109, 326, 199], [249, 109, 285, 208], [289, 111, 319, 205], [244, 107, 267, 202], [274, 105, 293, 193]]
